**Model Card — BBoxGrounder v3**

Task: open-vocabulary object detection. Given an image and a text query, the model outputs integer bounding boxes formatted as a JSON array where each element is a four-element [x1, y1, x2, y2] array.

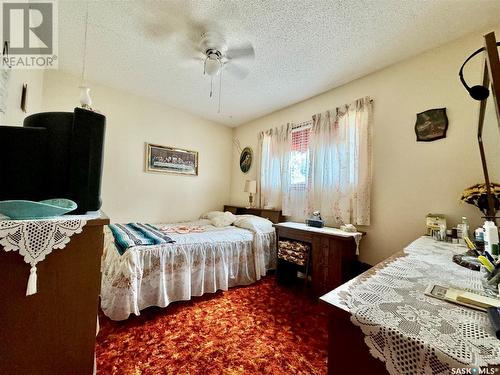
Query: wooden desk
[[224, 205, 285, 224], [0, 214, 109, 375], [273, 222, 361, 296]]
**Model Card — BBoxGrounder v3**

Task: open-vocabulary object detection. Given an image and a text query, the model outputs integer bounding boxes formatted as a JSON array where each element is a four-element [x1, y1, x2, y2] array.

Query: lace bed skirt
[[101, 226, 276, 321]]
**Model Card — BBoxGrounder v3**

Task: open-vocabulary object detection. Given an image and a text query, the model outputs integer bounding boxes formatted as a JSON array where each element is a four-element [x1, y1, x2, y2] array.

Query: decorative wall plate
[[415, 108, 448, 142]]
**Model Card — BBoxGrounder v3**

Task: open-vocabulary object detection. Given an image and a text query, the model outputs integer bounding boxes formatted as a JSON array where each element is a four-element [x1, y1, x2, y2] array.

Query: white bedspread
[[100, 220, 276, 321]]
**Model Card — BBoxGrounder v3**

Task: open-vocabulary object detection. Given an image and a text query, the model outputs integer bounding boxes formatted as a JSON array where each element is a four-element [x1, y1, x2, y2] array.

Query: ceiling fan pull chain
[[210, 76, 213, 98], [218, 65, 223, 113]]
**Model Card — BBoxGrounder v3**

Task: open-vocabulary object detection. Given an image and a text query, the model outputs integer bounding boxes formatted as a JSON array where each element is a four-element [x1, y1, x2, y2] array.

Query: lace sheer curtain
[[258, 125, 291, 211], [258, 123, 313, 217], [258, 97, 372, 225], [309, 97, 372, 225]]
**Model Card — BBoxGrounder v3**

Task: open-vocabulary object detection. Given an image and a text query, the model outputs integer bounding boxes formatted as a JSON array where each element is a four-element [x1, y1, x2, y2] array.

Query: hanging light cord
[[81, 3, 89, 84]]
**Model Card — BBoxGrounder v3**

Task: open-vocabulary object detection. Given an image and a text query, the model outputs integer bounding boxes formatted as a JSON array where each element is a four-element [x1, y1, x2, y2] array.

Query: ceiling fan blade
[[224, 62, 250, 80], [179, 57, 204, 69], [139, 2, 187, 40], [138, 2, 208, 51], [175, 33, 205, 59], [226, 42, 255, 61]]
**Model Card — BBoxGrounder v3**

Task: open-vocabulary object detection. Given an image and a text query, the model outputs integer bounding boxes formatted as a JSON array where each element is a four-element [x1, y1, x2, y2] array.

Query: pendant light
[[79, 3, 92, 110]]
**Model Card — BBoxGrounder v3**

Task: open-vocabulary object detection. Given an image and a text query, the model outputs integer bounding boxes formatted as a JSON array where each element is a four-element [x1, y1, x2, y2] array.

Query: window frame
[[289, 123, 312, 190]]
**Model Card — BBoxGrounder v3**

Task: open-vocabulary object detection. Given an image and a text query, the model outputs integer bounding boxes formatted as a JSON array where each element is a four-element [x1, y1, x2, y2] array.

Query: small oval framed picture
[[239, 147, 253, 173], [415, 108, 448, 142]]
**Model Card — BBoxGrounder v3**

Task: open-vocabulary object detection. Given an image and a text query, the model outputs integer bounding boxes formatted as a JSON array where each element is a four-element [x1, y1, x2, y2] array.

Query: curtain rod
[[292, 121, 312, 129], [266, 97, 374, 132]]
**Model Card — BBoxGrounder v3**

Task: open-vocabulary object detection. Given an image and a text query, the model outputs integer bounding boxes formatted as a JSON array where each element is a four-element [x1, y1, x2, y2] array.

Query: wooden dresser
[[224, 205, 285, 224], [320, 237, 500, 375], [273, 222, 361, 296], [0, 214, 109, 375], [320, 253, 397, 375]]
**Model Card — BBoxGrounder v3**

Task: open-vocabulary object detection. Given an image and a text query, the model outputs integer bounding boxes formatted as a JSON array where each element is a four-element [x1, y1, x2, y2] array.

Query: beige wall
[[1, 69, 44, 125], [230, 27, 500, 265], [6, 27, 500, 266], [42, 70, 233, 223]]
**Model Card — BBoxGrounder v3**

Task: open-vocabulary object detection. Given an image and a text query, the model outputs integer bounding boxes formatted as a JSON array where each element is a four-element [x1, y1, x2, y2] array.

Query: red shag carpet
[[96, 276, 328, 374]]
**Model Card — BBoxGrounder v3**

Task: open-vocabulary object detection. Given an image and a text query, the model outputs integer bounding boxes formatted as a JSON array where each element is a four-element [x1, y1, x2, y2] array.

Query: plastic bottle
[[483, 221, 499, 255], [439, 223, 446, 241]]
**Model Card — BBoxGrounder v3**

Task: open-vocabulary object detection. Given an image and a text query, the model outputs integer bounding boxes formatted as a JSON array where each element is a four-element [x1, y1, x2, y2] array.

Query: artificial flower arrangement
[[461, 183, 500, 217]]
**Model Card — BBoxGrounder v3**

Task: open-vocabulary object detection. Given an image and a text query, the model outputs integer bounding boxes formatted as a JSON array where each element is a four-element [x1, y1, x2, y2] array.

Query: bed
[[100, 214, 276, 321]]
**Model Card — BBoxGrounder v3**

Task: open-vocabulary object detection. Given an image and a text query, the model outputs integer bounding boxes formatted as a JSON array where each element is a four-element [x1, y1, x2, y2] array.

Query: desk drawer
[[275, 226, 313, 243]]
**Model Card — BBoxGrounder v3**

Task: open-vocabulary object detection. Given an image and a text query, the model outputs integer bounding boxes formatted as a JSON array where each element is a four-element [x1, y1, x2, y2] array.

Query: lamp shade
[[244, 180, 257, 194]]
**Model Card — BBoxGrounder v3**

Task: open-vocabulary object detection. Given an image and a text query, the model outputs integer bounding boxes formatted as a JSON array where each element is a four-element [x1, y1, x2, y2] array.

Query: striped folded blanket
[[109, 223, 175, 255]]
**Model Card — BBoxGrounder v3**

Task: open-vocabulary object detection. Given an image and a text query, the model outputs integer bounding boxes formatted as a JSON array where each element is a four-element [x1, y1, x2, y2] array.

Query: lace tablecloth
[[0, 213, 100, 295], [339, 236, 500, 375]]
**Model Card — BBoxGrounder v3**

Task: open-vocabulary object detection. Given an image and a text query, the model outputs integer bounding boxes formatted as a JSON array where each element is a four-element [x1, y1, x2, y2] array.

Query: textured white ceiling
[[58, 0, 500, 126]]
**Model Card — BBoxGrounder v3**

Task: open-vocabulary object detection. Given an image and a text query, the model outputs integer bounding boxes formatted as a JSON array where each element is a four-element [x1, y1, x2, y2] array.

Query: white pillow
[[200, 211, 225, 220], [210, 211, 237, 227], [233, 215, 274, 232]]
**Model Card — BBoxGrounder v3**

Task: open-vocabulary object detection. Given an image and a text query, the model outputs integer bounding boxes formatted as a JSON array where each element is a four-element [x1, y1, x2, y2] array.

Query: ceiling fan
[[138, 0, 255, 113], [180, 30, 255, 113], [139, 5, 255, 112], [194, 31, 255, 80]]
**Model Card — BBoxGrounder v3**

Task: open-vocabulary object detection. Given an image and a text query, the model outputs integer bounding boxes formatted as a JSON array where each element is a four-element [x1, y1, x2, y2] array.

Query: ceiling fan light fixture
[[204, 58, 220, 76], [204, 50, 222, 76]]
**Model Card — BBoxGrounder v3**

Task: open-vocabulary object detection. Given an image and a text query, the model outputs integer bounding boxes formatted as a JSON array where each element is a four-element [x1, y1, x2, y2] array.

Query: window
[[258, 98, 372, 224], [289, 125, 311, 186]]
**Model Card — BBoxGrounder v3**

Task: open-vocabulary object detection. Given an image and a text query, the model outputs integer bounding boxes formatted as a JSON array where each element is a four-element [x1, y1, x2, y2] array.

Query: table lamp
[[244, 180, 257, 208]]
